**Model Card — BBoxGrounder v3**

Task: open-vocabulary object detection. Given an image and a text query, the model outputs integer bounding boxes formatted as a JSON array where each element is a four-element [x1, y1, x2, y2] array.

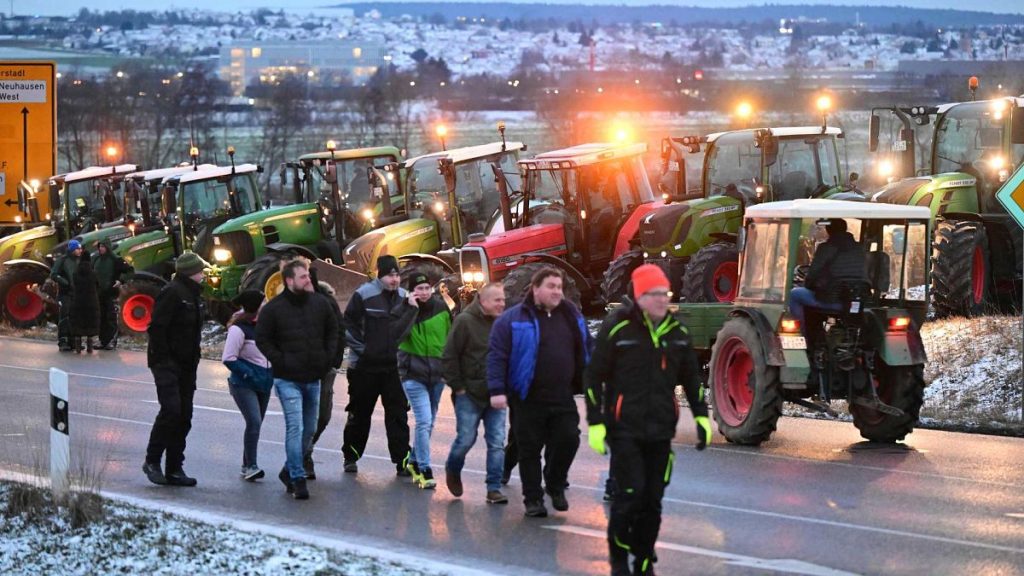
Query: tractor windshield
[[317, 156, 398, 207], [933, 101, 1016, 181], [771, 137, 840, 200], [181, 173, 259, 220], [706, 133, 761, 202], [410, 152, 521, 235], [58, 178, 124, 223], [739, 219, 790, 301]]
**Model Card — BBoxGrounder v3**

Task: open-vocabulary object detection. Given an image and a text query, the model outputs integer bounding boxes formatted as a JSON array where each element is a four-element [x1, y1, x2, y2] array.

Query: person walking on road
[[92, 238, 134, 350], [585, 264, 711, 576], [442, 282, 509, 504], [304, 275, 346, 480], [70, 251, 101, 353], [223, 290, 273, 482], [392, 272, 452, 489], [142, 251, 207, 487], [488, 267, 591, 518], [341, 255, 412, 476], [51, 239, 82, 352], [256, 259, 338, 500]]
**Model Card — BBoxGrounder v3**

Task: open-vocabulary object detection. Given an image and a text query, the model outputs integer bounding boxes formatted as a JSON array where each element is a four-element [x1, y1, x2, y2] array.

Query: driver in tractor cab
[[788, 218, 868, 343]]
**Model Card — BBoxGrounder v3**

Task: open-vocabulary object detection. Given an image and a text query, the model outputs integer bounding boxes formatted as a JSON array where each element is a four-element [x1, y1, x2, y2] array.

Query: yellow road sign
[[995, 161, 1024, 230], [0, 61, 56, 227]]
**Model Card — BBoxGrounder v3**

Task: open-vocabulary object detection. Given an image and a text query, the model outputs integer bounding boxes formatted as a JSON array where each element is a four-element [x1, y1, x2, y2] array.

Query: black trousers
[[607, 436, 673, 566], [341, 367, 410, 464], [310, 368, 337, 447], [145, 364, 197, 472], [98, 292, 119, 348], [512, 399, 580, 503], [57, 294, 72, 349]]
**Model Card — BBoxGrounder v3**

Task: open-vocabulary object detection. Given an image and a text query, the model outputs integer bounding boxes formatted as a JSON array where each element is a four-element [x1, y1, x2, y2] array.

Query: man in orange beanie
[[584, 264, 710, 576]]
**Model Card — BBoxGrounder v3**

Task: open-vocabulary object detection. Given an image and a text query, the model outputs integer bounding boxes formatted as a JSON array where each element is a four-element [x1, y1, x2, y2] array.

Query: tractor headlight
[[213, 248, 233, 263], [473, 271, 484, 283], [462, 271, 474, 283], [361, 208, 374, 221]]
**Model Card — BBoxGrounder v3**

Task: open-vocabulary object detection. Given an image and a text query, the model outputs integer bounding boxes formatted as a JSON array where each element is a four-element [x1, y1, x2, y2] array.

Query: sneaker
[[278, 467, 294, 494], [446, 468, 463, 497], [292, 478, 309, 500], [485, 490, 508, 505], [303, 452, 316, 480], [405, 461, 421, 482], [416, 467, 436, 490], [343, 460, 358, 474], [165, 469, 197, 487], [547, 489, 569, 512], [524, 500, 548, 518], [142, 462, 167, 485], [241, 466, 265, 482]]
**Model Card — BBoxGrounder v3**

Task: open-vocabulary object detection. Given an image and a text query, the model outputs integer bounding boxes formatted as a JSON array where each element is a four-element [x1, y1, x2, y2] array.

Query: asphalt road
[[1, 335, 1022, 575]]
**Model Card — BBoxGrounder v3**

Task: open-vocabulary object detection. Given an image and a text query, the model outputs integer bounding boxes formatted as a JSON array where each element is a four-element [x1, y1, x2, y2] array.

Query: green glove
[[588, 424, 608, 455], [695, 416, 712, 451]]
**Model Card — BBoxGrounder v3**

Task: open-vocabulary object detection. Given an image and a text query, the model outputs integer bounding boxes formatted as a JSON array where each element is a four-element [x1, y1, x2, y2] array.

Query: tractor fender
[[728, 307, 786, 366], [397, 253, 454, 273], [937, 212, 982, 223], [869, 313, 928, 366], [511, 252, 590, 296], [1, 259, 51, 274], [709, 232, 738, 244], [130, 270, 169, 288], [265, 242, 318, 261]]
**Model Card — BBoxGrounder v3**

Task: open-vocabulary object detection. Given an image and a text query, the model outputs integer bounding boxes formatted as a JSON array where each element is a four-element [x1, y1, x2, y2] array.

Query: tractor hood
[[468, 223, 567, 270], [0, 225, 57, 263], [871, 172, 978, 217], [212, 203, 319, 235], [639, 196, 742, 254], [343, 217, 439, 276]]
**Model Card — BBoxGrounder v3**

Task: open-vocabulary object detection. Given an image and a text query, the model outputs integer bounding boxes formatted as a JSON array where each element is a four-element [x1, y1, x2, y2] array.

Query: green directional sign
[[995, 162, 1024, 231]]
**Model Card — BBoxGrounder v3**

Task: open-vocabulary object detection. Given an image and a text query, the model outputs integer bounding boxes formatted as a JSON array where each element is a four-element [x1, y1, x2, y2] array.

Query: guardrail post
[[49, 367, 69, 498]]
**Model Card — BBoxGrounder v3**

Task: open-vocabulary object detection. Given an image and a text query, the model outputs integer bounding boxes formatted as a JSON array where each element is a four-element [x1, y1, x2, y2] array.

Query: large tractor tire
[[502, 262, 582, 309], [850, 363, 925, 443], [600, 249, 643, 305], [681, 242, 740, 303], [0, 265, 50, 327], [239, 252, 293, 299], [119, 280, 163, 336], [709, 317, 782, 445], [932, 220, 991, 317]]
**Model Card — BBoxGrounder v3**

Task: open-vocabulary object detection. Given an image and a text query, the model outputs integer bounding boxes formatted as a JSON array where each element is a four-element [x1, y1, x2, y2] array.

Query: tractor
[[602, 126, 857, 306], [869, 87, 1024, 317], [457, 141, 661, 309], [679, 198, 931, 445]]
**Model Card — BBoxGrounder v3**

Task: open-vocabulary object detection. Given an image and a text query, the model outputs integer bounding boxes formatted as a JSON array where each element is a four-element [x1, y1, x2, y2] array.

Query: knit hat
[[631, 264, 670, 300], [232, 289, 264, 314], [67, 240, 82, 253], [175, 251, 206, 276], [826, 218, 847, 235], [377, 255, 400, 277], [406, 272, 430, 291]]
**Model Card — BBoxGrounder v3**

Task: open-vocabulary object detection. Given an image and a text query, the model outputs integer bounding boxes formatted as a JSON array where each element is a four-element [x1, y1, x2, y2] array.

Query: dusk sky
[[21, 0, 1024, 17]]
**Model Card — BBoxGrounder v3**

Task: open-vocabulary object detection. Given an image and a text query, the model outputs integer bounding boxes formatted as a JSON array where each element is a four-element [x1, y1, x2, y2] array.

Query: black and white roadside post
[[50, 367, 69, 497]]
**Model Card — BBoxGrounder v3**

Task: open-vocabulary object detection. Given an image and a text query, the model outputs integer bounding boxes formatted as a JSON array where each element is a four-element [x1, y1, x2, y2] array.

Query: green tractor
[[679, 198, 931, 445], [0, 163, 141, 327], [116, 157, 264, 334], [869, 92, 1024, 316], [602, 126, 857, 305], [204, 145, 407, 307]]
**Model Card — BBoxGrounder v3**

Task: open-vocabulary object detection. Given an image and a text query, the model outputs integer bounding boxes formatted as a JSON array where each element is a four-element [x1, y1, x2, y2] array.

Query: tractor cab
[[123, 164, 215, 233], [50, 164, 138, 239]]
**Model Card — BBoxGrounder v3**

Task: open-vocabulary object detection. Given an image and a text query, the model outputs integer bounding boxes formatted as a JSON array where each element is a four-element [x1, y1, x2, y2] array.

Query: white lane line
[[0, 362, 229, 394], [545, 524, 858, 576], [140, 400, 282, 416], [71, 411, 150, 426]]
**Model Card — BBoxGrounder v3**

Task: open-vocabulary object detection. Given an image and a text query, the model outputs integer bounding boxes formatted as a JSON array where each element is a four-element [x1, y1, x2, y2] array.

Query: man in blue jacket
[[488, 266, 591, 518]]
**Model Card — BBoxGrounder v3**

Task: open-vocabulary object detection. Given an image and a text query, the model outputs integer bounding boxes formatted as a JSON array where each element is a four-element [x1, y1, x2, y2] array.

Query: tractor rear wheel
[[0, 265, 50, 327], [600, 249, 643, 305], [850, 362, 925, 443], [932, 220, 991, 317], [119, 280, 163, 336], [399, 260, 449, 289], [502, 262, 582, 309], [681, 242, 740, 303], [709, 317, 782, 445]]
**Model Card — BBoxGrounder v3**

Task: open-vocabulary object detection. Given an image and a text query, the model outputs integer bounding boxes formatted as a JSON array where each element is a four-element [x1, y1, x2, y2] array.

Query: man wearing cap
[[585, 264, 710, 576], [51, 239, 83, 351], [341, 255, 412, 476], [391, 271, 452, 489], [143, 251, 207, 487], [789, 218, 867, 327]]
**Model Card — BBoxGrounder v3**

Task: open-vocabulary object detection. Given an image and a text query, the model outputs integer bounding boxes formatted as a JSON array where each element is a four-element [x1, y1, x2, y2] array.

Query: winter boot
[[278, 467, 294, 494], [524, 500, 548, 518], [292, 478, 309, 500], [142, 462, 167, 485], [165, 468, 197, 487], [303, 451, 316, 480]]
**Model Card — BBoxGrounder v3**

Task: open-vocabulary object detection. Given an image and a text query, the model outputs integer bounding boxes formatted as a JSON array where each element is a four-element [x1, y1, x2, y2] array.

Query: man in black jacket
[[585, 264, 711, 576], [341, 255, 411, 476], [789, 218, 868, 327], [92, 238, 134, 350], [256, 259, 338, 500], [51, 239, 82, 351], [143, 251, 207, 487]]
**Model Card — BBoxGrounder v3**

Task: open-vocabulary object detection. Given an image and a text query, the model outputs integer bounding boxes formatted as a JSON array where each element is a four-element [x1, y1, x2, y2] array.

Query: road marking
[[1006, 513, 1024, 519], [141, 400, 282, 416], [545, 524, 858, 576], [0, 362, 229, 395], [70, 411, 150, 426]]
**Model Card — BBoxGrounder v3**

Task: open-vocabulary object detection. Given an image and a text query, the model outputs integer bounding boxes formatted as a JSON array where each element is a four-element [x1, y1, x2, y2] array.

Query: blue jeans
[[789, 287, 842, 335], [228, 383, 271, 469], [274, 378, 320, 480], [402, 379, 444, 471], [446, 393, 507, 492]]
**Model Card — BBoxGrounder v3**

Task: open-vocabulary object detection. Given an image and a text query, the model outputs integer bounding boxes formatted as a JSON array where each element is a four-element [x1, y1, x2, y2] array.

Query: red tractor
[[457, 142, 661, 307]]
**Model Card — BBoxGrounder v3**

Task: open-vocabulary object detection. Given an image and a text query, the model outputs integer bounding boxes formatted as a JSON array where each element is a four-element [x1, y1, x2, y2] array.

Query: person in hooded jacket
[[70, 250, 101, 353], [223, 290, 273, 482], [585, 264, 711, 576], [51, 239, 82, 351], [92, 238, 134, 350]]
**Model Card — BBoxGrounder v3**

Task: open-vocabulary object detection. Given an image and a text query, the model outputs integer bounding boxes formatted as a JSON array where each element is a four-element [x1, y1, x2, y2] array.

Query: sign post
[[0, 61, 57, 228], [994, 162, 1024, 426]]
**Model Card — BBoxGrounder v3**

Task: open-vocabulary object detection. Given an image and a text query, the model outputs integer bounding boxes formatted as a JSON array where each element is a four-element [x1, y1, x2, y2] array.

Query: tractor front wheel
[[681, 242, 740, 303], [932, 220, 991, 317], [850, 362, 925, 443], [0, 265, 50, 328], [240, 252, 294, 299], [709, 317, 782, 445], [600, 249, 643, 305]]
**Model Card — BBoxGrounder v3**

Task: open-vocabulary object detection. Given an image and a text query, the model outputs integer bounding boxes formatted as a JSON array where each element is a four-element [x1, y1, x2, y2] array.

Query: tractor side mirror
[[16, 180, 28, 213], [160, 186, 176, 220], [1012, 107, 1024, 145], [868, 113, 880, 152]]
